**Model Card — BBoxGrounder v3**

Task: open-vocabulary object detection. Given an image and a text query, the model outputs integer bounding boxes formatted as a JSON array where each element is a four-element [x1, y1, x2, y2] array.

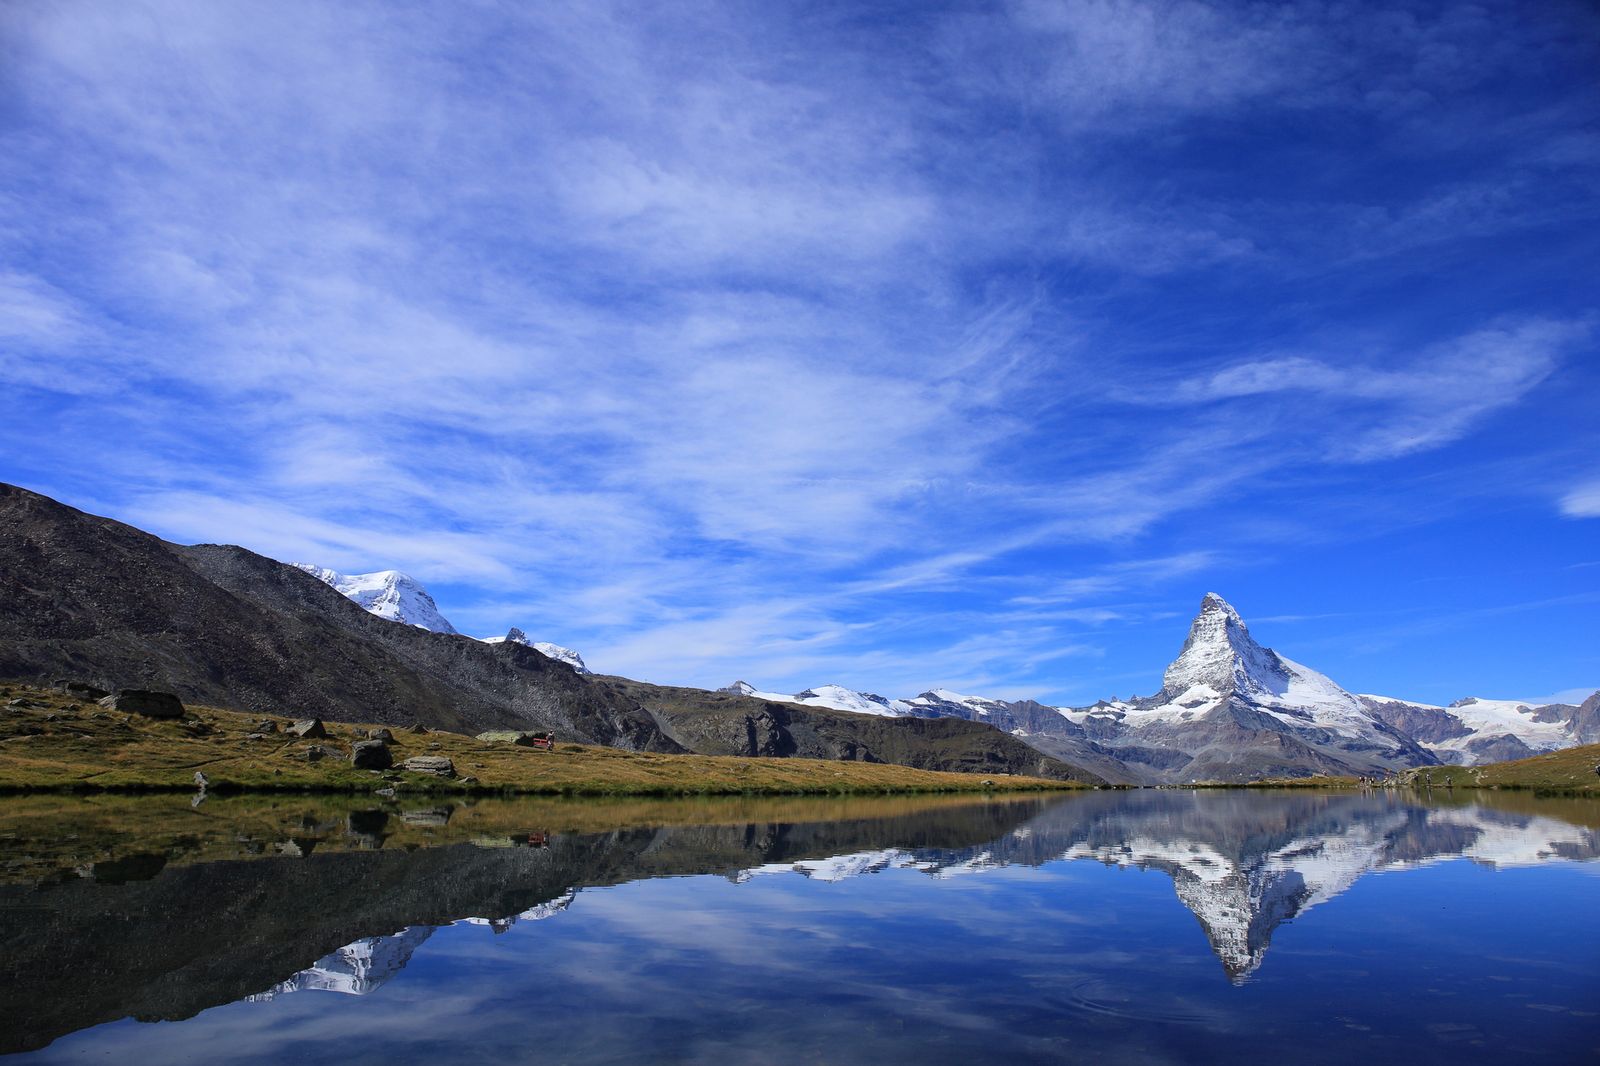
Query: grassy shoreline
[[0, 684, 1083, 797], [1193, 746, 1600, 796]]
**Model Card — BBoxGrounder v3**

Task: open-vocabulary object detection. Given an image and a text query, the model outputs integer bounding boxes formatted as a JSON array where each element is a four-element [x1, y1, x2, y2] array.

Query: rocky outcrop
[[475, 731, 554, 747], [402, 755, 455, 776], [97, 689, 184, 719], [350, 740, 393, 769]]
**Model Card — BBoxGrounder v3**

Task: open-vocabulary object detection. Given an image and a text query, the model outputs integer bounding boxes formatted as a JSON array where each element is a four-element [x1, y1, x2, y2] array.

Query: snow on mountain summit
[[1124, 593, 1402, 744], [1162, 592, 1288, 699], [482, 628, 591, 674], [792, 685, 913, 716], [717, 681, 913, 716], [294, 564, 459, 635]]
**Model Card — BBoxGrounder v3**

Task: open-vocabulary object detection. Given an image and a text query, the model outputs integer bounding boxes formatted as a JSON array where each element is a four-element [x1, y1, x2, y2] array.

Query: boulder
[[194, 771, 209, 789], [97, 690, 185, 719], [6, 698, 43, 710], [402, 755, 455, 776], [303, 745, 334, 762], [287, 718, 327, 739], [350, 740, 394, 770], [475, 730, 549, 746], [54, 680, 110, 701], [366, 727, 396, 742], [255, 720, 280, 734], [407, 723, 429, 735]]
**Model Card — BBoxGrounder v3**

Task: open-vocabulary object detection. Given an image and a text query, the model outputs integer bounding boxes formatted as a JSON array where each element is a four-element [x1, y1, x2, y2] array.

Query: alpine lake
[[1, 788, 1596, 1064]]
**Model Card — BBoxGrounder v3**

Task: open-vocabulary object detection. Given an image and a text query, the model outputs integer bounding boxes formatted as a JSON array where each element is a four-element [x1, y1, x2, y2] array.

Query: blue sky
[[2, 1, 1597, 706]]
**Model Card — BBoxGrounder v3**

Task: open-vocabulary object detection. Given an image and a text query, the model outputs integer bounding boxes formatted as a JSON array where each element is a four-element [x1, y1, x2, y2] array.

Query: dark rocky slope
[[602, 678, 1097, 782], [0, 483, 674, 746], [0, 484, 1099, 781]]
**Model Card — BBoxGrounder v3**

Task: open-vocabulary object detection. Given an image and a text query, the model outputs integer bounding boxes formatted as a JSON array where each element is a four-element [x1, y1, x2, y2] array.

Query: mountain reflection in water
[[1, 789, 1596, 1062]]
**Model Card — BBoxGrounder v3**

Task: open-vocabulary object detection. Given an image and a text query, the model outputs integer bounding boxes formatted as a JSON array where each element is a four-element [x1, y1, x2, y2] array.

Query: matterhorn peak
[[1162, 593, 1287, 698]]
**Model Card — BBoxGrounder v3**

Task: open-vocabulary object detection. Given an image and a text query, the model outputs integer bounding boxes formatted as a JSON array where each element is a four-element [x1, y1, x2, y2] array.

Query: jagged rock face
[[1161, 592, 1288, 699]]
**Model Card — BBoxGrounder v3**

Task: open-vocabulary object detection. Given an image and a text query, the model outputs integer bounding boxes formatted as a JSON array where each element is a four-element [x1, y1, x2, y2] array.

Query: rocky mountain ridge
[[732, 594, 1597, 783], [0, 483, 1095, 782], [291, 553, 1595, 780]]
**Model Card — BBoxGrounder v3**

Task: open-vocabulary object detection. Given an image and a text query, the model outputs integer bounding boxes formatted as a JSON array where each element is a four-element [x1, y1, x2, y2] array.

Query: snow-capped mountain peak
[[1162, 592, 1286, 699], [792, 685, 913, 716], [717, 681, 913, 717], [906, 689, 1010, 719], [294, 564, 459, 635], [482, 628, 591, 673]]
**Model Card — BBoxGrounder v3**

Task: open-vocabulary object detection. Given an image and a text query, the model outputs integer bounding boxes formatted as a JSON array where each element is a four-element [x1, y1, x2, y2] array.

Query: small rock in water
[[98, 690, 185, 719], [402, 755, 455, 776], [287, 718, 327, 739], [374, 786, 397, 798], [194, 771, 209, 789], [350, 740, 393, 770]]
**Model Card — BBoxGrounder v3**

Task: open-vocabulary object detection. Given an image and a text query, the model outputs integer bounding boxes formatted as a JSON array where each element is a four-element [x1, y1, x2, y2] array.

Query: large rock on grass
[[402, 755, 455, 776], [350, 740, 393, 770], [476, 730, 552, 747], [287, 718, 327, 739], [97, 690, 184, 719]]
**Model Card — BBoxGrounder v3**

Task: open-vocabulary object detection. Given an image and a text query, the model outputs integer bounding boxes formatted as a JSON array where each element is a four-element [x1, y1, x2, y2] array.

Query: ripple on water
[[1045, 976, 1217, 1027]]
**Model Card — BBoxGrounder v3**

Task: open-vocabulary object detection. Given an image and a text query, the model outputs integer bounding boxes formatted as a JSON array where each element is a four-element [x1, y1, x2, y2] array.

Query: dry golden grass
[[0, 684, 1079, 796]]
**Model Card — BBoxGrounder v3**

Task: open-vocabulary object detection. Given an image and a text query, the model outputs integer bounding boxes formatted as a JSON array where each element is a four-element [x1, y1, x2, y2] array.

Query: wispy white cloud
[[1133, 320, 1587, 460], [1, 0, 1595, 700], [1559, 479, 1600, 519]]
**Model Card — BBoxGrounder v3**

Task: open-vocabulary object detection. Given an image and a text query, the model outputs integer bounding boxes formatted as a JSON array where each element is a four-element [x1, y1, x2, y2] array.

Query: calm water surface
[[1, 789, 1596, 1064]]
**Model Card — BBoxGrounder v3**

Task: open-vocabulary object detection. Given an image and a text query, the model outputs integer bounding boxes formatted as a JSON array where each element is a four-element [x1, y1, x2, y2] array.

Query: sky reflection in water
[[3, 790, 1597, 1065]]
